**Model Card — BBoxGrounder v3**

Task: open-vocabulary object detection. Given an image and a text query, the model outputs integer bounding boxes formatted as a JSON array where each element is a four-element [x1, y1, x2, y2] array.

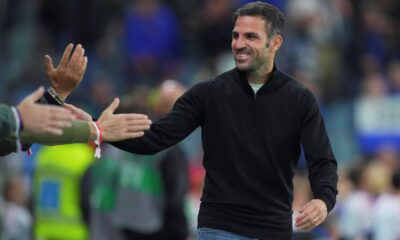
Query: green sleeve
[[20, 121, 90, 145], [0, 104, 16, 140]]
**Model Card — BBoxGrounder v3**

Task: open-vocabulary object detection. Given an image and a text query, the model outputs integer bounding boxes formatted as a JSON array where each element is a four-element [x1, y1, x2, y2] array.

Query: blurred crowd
[[0, 0, 399, 239]]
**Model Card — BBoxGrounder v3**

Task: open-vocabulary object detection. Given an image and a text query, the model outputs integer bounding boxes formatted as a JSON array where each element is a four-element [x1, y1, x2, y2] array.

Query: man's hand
[[44, 43, 87, 100], [98, 98, 152, 142], [295, 199, 328, 231], [17, 87, 75, 135]]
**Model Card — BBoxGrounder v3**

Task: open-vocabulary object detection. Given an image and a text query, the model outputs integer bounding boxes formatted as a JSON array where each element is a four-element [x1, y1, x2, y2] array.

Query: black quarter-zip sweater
[[111, 67, 338, 240]]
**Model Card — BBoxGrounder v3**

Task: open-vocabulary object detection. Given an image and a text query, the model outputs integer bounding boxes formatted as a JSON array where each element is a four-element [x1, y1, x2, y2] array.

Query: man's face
[[231, 16, 273, 72]]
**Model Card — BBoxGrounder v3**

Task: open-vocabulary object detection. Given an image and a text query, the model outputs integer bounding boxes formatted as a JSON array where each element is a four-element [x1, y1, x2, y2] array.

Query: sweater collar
[[235, 65, 288, 95]]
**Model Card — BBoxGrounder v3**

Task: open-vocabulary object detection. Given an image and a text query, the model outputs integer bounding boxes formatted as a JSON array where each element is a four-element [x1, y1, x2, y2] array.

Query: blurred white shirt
[[371, 193, 400, 240], [339, 191, 374, 239]]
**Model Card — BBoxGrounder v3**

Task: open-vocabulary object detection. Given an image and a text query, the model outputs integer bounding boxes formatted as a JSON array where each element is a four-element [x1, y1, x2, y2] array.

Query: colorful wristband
[[93, 121, 103, 159]]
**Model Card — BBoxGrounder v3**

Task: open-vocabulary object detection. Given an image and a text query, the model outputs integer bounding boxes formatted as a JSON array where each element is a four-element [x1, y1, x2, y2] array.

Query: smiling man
[[52, 2, 338, 239], [111, 2, 338, 239]]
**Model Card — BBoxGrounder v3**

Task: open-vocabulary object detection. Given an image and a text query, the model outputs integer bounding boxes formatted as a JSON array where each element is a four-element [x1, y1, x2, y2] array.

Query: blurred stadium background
[[0, 0, 399, 239]]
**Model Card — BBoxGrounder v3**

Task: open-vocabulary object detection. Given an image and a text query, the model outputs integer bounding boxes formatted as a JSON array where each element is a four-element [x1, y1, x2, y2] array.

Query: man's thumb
[[26, 86, 45, 102], [105, 98, 120, 114], [44, 55, 54, 73]]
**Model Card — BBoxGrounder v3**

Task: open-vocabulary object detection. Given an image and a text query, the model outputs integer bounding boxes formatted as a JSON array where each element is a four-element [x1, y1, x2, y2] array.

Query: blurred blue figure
[[238, 0, 286, 11], [123, 0, 182, 86]]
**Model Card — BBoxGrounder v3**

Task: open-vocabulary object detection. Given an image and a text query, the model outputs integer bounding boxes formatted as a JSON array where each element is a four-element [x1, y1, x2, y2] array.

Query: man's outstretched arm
[[44, 43, 206, 155]]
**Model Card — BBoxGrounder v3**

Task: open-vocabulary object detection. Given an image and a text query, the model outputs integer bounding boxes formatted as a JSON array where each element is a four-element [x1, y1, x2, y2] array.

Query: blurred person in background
[[337, 159, 392, 240], [89, 80, 189, 240], [387, 59, 400, 94], [60, 2, 338, 239], [1, 175, 32, 240], [122, 0, 182, 87], [371, 169, 400, 240], [32, 144, 94, 240]]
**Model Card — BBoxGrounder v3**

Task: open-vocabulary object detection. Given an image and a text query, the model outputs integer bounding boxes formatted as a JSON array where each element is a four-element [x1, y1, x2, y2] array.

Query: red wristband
[[93, 121, 103, 159]]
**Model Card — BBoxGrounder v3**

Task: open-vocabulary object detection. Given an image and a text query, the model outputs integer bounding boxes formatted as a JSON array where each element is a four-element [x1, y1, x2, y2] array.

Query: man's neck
[[247, 64, 274, 84]]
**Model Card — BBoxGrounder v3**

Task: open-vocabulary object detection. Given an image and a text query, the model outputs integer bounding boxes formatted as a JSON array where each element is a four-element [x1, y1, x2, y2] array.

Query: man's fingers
[[49, 107, 75, 119], [25, 86, 45, 103], [125, 131, 145, 139], [78, 56, 88, 76], [44, 55, 55, 73], [124, 113, 150, 120], [60, 43, 74, 66], [128, 121, 151, 129], [295, 204, 316, 223], [76, 56, 88, 79], [104, 98, 120, 114], [299, 201, 311, 213], [125, 118, 152, 126], [126, 125, 150, 132], [296, 212, 320, 230], [295, 208, 318, 227], [71, 46, 85, 72]]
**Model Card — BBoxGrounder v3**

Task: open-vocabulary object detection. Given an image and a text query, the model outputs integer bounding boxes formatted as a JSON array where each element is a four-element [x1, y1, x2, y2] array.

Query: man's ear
[[270, 35, 283, 51]]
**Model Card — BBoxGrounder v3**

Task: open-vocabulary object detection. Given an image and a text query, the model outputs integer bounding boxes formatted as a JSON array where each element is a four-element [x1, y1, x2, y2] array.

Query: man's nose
[[233, 37, 246, 49]]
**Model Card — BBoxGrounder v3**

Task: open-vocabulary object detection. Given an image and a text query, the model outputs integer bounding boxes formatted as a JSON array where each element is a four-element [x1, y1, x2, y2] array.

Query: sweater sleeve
[[300, 88, 338, 212], [0, 104, 16, 140], [110, 81, 208, 155], [20, 121, 90, 145]]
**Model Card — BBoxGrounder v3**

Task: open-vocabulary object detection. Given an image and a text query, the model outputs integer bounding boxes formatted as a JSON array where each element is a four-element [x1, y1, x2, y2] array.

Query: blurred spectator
[[374, 145, 400, 175], [387, 59, 400, 94], [1, 176, 32, 240], [371, 169, 400, 240], [197, 0, 234, 67], [360, 72, 388, 98], [238, 0, 286, 11], [87, 75, 116, 116], [90, 80, 189, 240], [338, 161, 381, 239], [186, 157, 205, 237], [32, 144, 94, 240], [122, 0, 182, 86], [118, 80, 189, 240], [358, 2, 387, 66]]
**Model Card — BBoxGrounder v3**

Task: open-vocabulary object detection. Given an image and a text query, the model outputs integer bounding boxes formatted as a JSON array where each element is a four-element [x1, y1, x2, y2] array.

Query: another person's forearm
[[20, 121, 91, 145]]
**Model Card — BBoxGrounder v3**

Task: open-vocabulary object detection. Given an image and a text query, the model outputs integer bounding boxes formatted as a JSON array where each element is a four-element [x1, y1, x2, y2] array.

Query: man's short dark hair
[[233, 1, 285, 38]]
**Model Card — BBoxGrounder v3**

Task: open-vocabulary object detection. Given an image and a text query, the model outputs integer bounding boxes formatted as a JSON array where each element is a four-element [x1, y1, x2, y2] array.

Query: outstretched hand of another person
[[44, 43, 87, 100], [17, 87, 75, 135], [64, 98, 152, 142], [295, 199, 328, 231]]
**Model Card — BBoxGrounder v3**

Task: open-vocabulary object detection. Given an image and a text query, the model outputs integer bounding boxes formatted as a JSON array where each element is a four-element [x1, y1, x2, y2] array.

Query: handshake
[[0, 44, 152, 156]]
